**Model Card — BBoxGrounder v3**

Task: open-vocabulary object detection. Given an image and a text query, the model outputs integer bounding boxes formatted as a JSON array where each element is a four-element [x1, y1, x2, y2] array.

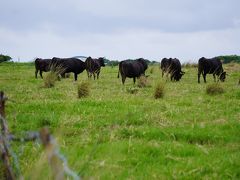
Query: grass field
[[0, 62, 240, 179]]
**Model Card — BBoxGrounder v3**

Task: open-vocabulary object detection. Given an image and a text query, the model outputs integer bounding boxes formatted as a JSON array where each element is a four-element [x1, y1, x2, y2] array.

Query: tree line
[[217, 55, 240, 64]]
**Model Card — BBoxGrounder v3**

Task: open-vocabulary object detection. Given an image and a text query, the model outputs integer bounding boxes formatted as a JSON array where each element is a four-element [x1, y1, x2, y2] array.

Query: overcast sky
[[1, 0, 240, 62]]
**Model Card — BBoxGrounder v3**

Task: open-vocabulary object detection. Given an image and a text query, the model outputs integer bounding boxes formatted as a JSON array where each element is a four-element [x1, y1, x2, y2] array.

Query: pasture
[[0, 62, 240, 179]]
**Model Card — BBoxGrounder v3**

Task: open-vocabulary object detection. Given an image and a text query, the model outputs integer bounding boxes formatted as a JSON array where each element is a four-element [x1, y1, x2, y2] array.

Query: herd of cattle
[[35, 56, 227, 84]]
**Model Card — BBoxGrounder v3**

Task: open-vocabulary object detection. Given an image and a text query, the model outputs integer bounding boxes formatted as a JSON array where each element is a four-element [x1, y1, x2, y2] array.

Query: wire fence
[[0, 91, 80, 180]]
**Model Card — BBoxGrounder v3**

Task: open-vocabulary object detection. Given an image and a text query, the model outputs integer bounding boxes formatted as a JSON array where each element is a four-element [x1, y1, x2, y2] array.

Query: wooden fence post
[[0, 91, 16, 180], [40, 127, 64, 180], [0, 91, 7, 118]]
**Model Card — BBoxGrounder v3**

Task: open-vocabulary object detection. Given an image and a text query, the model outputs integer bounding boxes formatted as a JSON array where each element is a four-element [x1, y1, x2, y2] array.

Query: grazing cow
[[85, 57, 105, 80], [160, 58, 185, 81], [35, 58, 52, 78], [117, 58, 148, 84], [51, 57, 86, 81], [198, 57, 226, 83]]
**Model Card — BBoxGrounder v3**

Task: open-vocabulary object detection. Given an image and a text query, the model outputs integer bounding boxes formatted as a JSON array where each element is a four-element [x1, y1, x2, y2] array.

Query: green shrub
[[206, 83, 224, 95], [78, 82, 90, 98], [154, 82, 165, 99]]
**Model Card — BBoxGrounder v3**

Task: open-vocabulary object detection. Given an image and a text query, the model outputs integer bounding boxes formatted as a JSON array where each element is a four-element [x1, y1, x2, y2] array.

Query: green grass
[[0, 62, 240, 179]]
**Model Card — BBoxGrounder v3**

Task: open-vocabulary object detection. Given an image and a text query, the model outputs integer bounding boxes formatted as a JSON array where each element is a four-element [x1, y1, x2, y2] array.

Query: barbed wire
[[0, 91, 80, 180]]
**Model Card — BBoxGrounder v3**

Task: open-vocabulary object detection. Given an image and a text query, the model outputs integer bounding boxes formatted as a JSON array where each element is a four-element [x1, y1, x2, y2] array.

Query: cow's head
[[220, 71, 226, 82], [35, 58, 41, 62], [98, 57, 105, 67], [175, 71, 185, 81], [86, 56, 92, 61], [137, 58, 148, 71]]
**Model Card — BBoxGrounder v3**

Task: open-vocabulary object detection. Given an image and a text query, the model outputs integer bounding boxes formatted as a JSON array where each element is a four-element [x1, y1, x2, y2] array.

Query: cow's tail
[[117, 62, 122, 78], [35, 58, 40, 70]]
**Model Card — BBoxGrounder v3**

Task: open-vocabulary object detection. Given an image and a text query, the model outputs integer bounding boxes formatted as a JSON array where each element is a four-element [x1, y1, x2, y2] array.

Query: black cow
[[85, 57, 105, 80], [51, 57, 86, 81], [160, 58, 185, 81], [117, 58, 148, 84], [35, 58, 52, 78], [198, 57, 226, 83]]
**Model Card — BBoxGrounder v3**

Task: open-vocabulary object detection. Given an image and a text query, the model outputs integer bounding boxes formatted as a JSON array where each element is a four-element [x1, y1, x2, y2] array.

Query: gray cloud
[[0, 0, 240, 62]]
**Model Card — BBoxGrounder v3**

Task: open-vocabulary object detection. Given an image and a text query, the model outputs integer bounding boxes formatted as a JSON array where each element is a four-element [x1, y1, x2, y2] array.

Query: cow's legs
[[203, 73, 207, 83], [40, 71, 43, 79], [162, 71, 164, 77], [133, 77, 136, 84], [87, 71, 90, 79], [74, 73, 78, 81], [35, 69, 38, 78], [93, 73, 96, 80], [198, 73, 201, 83], [122, 76, 126, 84], [61, 73, 66, 78], [170, 73, 174, 81], [166, 72, 170, 81], [213, 74, 216, 82], [97, 72, 100, 79]]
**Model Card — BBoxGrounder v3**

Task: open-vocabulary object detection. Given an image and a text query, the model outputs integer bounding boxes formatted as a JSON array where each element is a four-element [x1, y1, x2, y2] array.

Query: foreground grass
[[0, 62, 240, 179]]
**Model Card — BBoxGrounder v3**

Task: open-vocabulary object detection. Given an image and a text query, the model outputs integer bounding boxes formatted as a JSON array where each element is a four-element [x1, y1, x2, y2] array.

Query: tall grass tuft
[[78, 81, 90, 98], [154, 82, 165, 99], [43, 71, 59, 88], [137, 75, 149, 88], [206, 83, 224, 95], [43, 64, 65, 88]]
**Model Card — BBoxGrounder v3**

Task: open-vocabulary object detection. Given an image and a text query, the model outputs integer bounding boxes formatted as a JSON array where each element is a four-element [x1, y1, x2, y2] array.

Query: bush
[[154, 82, 165, 99], [78, 82, 90, 98], [206, 83, 224, 95]]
